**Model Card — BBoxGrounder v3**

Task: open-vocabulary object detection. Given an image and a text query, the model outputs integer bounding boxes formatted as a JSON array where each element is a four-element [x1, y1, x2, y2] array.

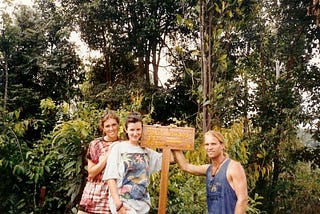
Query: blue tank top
[[205, 158, 237, 214]]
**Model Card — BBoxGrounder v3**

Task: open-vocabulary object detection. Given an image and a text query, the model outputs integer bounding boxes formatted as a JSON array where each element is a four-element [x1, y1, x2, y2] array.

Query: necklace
[[103, 136, 118, 142], [211, 156, 227, 176]]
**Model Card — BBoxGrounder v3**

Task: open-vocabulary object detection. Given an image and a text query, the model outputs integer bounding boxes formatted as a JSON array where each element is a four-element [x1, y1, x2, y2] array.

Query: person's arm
[[173, 150, 208, 176], [228, 161, 248, 214], [87, 142, 120, 180], [87, 154, 108, 180], [107, 179, 126, 214]]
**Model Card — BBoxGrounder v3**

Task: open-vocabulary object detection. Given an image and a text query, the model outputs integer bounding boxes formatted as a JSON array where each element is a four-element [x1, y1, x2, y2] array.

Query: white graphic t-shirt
[[103, 141, 162, 214]]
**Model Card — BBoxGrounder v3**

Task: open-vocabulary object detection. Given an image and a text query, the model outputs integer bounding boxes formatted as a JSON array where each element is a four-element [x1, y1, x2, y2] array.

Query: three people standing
[[78, 110, 248, 214]]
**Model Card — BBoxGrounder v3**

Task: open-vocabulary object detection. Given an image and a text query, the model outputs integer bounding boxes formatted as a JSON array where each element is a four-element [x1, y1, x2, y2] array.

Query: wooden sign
[[141, 125, 195, 214], [141, 125, 195, 150]]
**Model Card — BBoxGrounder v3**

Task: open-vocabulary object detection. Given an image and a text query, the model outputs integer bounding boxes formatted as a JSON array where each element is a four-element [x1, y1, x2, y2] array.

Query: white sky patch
[[68, 31, 102, 63], [13, 0, 34, 5], [310, 40, 320, 66]]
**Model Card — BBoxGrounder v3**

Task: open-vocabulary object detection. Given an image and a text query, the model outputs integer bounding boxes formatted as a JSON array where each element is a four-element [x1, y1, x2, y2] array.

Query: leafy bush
[[273, 161, 320, 214]]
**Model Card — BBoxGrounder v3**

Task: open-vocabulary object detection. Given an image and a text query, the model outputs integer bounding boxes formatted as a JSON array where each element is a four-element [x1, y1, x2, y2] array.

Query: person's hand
[[117, 205, 125, 214], [116, 202, 133, 214], [168, 124, 177, 128], [172, 150, 183, 155], [99, 154, 108, 164]]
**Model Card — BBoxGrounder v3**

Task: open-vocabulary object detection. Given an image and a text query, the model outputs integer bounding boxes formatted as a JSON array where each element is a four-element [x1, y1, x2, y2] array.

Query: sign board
[[141, 125, 195, 150], [141, 125, 195, 214]]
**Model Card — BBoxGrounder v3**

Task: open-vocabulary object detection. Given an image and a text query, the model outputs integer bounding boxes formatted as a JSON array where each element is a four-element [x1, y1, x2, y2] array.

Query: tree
[[0, 3, 84, 119], [63, 0, 197, 87], [198, 0, 256, 132], [235, 0, 320, 212], [0, 13, 15, 111]]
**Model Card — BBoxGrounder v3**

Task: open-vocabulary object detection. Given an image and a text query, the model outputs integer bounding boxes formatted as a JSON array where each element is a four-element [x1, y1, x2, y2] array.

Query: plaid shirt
[[79, 138, 114, 213]]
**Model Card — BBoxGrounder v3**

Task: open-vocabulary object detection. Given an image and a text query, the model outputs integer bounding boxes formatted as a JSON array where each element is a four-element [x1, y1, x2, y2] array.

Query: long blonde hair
[[204, 130, 225, 144], [204, 130, 229, 158]]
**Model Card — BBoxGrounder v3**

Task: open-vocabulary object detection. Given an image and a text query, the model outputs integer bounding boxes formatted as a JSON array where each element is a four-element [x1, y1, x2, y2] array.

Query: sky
[[12, 0, 33, 6], [0, 0, 33, 9], [0, 0, 33, 18]]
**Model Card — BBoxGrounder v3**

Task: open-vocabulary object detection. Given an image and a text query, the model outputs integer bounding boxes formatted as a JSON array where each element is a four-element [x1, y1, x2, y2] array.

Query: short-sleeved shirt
[[103, 141, 162, 214], [79, 138, 120, 213]]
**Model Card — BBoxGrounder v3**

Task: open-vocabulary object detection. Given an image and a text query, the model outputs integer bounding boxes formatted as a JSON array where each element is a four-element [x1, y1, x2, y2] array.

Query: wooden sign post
[[141, 125, 195, 214]]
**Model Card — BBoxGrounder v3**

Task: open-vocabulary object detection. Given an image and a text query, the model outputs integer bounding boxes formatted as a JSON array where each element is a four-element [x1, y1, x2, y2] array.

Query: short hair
[[99, 110, 120, 134], [204, 130, 225, 144], [125, 111, 143, 139]]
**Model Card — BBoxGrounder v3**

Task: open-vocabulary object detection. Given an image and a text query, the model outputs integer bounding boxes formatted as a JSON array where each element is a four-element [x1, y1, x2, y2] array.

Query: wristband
[[116, 202, 123, 212]]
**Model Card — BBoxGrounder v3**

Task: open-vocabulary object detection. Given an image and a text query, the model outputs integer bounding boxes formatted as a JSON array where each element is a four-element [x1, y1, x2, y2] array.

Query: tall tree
[[0, 3, 84, 118], [62, 0, 195, 87], [198, 0, 255, 132], [0, 13, 17, 111], [236, 0, 320, 212]]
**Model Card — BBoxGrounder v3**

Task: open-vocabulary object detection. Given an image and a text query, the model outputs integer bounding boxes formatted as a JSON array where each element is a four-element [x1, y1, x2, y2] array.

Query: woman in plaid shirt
[[78, 110, 122, 214]]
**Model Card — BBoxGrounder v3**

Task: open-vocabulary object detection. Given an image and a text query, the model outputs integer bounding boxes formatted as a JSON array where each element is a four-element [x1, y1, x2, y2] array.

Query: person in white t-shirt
[[103, 111, 162, 214]]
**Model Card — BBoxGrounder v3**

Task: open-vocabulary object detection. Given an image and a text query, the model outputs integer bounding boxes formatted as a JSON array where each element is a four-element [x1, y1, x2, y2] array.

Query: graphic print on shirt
[[120, 152, 150, 201], [208, 178, 222, 201]]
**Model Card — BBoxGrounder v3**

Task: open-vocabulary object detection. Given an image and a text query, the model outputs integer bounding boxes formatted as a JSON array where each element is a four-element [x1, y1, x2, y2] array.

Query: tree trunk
[[102, 30, 111, 83], [200, 0, 212, 133], [152, 45, 159, 86], [104, 53, 111, 83], [260, 35, 266, 131], [3, 54, 8, 111]]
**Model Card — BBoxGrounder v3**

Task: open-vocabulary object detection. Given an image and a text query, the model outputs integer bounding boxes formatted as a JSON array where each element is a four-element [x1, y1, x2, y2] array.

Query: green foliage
[[0, 101, 98, 212], [167, 168, 207, 214], [273, 162, 320, 214], [150, 75, 199, 126], [294, 145, 320, 169], [0, 3, 84, 118], [247, 193, 265, 214], [222, 122, 249, 164], [1, 0, 319, 213], [48, 119, 92, 210], [0, 109, 48, 213]]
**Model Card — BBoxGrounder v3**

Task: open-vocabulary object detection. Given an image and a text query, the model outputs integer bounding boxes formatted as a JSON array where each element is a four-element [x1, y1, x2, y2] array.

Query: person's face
[[204, 135, 224, 158], [103, 118, 119, 141], [126, 122, 142, 143]]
